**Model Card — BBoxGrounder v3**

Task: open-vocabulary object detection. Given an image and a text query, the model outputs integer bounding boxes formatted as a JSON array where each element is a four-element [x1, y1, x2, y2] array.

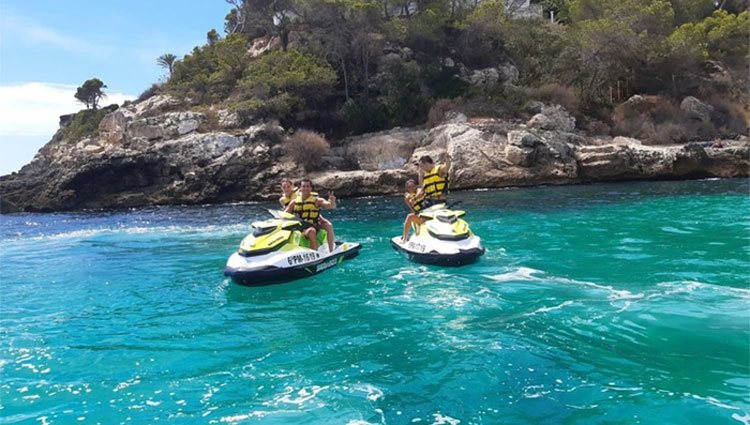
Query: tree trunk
[[362, 48, 369, 99], [341, 58, 349, 101], [280, 28, 290, 51]]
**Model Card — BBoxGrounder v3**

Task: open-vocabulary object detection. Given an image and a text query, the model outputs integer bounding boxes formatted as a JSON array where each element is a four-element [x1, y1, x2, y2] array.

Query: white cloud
[[0, 82, 134, 137]]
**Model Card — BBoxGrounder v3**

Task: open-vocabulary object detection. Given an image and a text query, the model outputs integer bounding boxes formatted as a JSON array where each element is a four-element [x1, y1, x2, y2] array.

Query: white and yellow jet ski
[[391, 203, 484, 266], [225, 210, 361, 286]]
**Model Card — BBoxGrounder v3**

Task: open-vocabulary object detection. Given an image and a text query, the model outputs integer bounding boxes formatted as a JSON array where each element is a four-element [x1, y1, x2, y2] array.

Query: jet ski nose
[[436, 214, 457, 224]]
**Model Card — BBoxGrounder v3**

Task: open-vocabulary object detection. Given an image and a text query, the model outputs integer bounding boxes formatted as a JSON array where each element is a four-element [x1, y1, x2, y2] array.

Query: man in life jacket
[[401, 179, 426, 242], [418, 154, 450, 209], [279, 179, 333, 240], [284, 179, 337, 253]]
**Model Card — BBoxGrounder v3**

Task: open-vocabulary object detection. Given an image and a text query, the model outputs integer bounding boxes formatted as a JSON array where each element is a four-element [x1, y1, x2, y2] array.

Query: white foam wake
[[483, 267, 643, 301], [10, 223, 251, 243]]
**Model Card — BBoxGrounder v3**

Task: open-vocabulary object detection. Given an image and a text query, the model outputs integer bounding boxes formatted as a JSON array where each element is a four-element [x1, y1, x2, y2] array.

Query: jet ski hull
[[225, 242, 361, 286], [391, 203, 485, 266], [390, 237, 484, 266]]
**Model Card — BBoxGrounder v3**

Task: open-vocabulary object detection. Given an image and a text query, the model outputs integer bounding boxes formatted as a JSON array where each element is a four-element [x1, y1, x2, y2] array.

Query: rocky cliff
[[1, 95, 747, 213]]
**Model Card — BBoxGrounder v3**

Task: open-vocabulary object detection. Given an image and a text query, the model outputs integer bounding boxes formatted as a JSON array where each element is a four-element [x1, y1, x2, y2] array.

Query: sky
[[0, 1, 231, 175]]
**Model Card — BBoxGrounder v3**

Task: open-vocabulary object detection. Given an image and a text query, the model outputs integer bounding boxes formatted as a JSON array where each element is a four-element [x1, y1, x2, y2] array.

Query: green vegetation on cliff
[[58, 109, 110, 143], [234, 50, 337, 124], [149, 0, 748, 140]]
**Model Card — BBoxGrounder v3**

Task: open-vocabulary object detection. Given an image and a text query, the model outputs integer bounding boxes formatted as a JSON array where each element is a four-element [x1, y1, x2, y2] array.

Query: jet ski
[[225, 210, 361, 286], [391, 203, 484, 266]]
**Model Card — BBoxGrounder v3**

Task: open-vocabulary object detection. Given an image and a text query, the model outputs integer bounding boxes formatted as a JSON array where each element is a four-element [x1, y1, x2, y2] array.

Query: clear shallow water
[[1, 179, 749, 425]]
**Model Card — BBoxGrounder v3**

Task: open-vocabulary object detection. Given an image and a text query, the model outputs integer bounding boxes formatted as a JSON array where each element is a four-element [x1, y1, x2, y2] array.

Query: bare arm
[[318, 192, 337, 209], [439, 158, 451, 178], [284, 199, 296, 214]]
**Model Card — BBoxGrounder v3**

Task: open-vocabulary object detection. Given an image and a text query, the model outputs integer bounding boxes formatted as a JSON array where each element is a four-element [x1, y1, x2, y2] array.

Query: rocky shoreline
[[1, 95, 748, 213]]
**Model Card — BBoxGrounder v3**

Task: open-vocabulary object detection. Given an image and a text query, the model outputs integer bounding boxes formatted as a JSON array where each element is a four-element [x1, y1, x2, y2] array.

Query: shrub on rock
[[285, 130, 331, 171]]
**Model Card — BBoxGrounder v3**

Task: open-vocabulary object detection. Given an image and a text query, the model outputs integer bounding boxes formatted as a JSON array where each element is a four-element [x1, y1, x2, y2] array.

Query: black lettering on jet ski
[[316, 258, 338, 272], [407, 241, 426, 252]]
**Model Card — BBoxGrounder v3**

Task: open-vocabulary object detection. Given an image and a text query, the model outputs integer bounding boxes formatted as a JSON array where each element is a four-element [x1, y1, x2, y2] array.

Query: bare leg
[[414, 216, 424, 235], [401, 215, 411, 242], [318, 217, 335, 252], [402, 213, 418, 242], [304, 227, 318, 250]]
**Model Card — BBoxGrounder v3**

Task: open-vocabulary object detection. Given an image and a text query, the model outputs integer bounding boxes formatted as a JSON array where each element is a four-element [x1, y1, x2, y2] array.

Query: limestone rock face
[[248, 36, 281, 58], [98, 110, 129, 144], [1, 98, 748, 213], [312, 169, 409, 197], [527, 104, 576, 132], [127, 111, 205, 141], [680, 96, 714, 123], [336, 128, 426, 171], [574, 141, 749, 181], [218, 109, 240, 128], [0, 98, 284, 212], [459, 64, 519, 87], [0, 129, 276, 212], [131, 94, 182, 118], [409, 124, 579, 189]]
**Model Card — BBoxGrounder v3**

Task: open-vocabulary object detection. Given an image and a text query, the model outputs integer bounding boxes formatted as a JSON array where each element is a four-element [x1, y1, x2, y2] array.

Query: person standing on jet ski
[[418, 154, 450, 209], [284, 179, 337, 253], [401, 179, 426, 242]]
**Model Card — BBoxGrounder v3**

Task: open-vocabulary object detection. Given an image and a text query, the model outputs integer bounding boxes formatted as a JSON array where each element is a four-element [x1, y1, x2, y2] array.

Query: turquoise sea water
[[1, 179, 749, 425]]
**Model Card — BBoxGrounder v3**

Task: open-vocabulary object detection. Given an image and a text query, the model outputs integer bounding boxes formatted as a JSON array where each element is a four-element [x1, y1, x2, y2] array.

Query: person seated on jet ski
[[279, 178, 297, 209], [418, 154, 450, 209], [284, 179, 337, 253], [279, 179, 332, 228], [401, 179, 426, 242]]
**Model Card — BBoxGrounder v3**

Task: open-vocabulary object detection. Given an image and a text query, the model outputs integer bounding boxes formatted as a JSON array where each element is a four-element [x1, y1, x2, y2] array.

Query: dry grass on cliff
[[611, 97, 686, 144], [348, 139, 409, 170], [135, 84, 161, 103], [611, 95, 747, 145], [706, 96, 748, 135], [530, 83, 581, 116], [285, 130, 331, 171], [194, 107, 220, 133], [612, 96, 684, 144], [427, 98, 465, 128]]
